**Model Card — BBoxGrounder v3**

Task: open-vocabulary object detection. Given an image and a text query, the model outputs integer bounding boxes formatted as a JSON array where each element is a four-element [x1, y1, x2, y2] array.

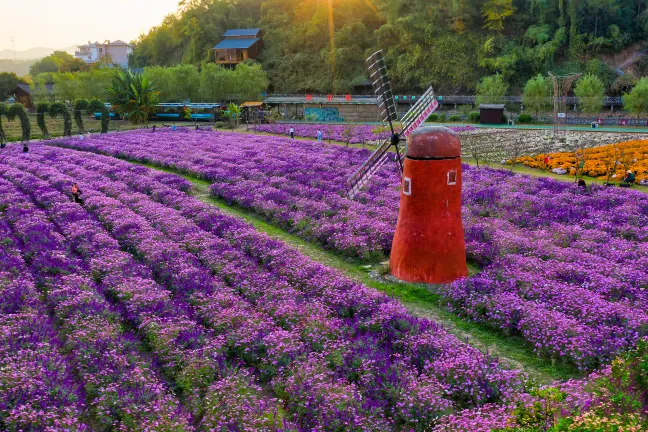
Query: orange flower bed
[[517, 140, 648, 182]]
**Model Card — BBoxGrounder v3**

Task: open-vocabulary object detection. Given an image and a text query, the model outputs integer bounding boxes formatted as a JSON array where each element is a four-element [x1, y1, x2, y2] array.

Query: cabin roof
[[213, 38, 260, 50], [223, 28, 261, 37]]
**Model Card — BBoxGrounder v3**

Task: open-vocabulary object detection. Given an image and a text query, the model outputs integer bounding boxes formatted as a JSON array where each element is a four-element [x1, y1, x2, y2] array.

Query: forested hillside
[[124, 0, 648, 93]]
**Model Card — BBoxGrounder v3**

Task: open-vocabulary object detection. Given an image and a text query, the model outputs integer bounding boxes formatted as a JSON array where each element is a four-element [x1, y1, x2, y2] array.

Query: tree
[[522, 74, 551, 119], [482, 0, 515, 32], [610, 74, 637, 96], [50, 102, 72, 137], [36, 102, 50, 138], [199, 63, 235, 101], [623, 77, 648, 118], [30, 51, 85, 75], [107, 70, 159, 124], [7, 103, 31, 142], [0, 103, 8, 145], [0, 72, 19, 101], [223, 103, 241, 130], [53, 73, 77, 103], [476, 74, 509, 105], [574, 74, 605, 113], [88, 100, 110, 134], [74, 99, 89, 133]]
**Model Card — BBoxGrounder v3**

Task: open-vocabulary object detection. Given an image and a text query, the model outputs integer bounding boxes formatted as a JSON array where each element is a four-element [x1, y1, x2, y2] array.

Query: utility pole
[[11, 36, 16, 59]]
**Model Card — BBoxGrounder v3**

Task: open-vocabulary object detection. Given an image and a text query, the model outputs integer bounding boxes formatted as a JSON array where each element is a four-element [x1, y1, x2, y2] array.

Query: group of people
[[288, 127, 324, 142]]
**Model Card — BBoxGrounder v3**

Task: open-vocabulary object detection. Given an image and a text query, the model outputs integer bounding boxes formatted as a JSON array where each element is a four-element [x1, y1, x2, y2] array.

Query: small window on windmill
[[403, 177, 412, 195], [447, 170, 457, 185]]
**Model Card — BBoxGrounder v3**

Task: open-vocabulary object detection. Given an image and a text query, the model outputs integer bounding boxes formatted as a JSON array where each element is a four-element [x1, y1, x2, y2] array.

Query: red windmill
[[346, 50, 467, 284]]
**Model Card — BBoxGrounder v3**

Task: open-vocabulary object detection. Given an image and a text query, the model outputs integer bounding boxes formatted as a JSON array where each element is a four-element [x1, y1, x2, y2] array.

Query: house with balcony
[[213, 29, 263, 65], [75, 40, 133, 68]]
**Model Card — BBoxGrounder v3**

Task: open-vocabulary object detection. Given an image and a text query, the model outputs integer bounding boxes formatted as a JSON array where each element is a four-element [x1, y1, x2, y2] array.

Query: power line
[[10, 36, 16, 59]]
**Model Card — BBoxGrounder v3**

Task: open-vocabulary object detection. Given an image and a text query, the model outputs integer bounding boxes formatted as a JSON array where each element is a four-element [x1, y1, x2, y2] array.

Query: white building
[[75, 40, 133, 68]]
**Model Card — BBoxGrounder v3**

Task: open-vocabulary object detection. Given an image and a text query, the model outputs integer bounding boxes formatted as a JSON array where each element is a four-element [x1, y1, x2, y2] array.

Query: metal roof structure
[[223, 28, 261, 37], [478, 104, 506, 109], [264, 95, 379, 105], [213, 38, 260, 50]]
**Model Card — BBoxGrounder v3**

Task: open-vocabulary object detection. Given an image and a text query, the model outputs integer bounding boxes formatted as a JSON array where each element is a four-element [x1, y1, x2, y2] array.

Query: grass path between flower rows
[[132, 159, 583, 386]]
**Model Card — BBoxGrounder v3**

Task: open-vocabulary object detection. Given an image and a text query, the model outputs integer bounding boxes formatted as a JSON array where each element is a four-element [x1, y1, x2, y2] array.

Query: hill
[[0, 59, 36, 76], [131, 0, 648, 94]]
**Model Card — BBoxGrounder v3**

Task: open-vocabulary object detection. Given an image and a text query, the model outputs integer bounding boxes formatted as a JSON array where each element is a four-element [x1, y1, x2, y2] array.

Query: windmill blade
[[346, 138, 393, 199], [399, 86, 439, 138], [366, 51, 398, 128]]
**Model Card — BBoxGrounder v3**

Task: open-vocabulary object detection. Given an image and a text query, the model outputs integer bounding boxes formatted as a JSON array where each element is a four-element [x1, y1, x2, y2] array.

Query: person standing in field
[[317, 129, 322, 142], [544, 155, 550, 168], [290, 127, 295, 139], [71, 183, 84, 205]]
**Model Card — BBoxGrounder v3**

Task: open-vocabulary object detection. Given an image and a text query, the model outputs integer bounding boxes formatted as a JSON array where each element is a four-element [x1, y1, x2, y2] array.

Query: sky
[[0, 0, 181, 51]]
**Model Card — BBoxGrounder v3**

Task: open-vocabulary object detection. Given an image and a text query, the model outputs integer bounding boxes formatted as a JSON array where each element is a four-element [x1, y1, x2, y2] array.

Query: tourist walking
[[290, 127, 295, 139], [317, 129, 322, 142]]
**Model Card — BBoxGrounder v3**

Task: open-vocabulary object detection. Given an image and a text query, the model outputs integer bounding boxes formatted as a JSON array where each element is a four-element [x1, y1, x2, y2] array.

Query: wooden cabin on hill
[[213, 28, 263, 65]]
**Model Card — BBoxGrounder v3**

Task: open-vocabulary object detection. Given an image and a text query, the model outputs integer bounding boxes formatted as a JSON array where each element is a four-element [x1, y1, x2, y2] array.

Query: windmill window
[[447, 171, 457, 185], [403, 177, 412, 196]]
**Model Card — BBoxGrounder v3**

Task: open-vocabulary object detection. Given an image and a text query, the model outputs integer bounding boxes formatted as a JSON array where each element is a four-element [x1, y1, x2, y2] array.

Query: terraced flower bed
[[0, 144, 520, 430], [50, 130, 648, 369]]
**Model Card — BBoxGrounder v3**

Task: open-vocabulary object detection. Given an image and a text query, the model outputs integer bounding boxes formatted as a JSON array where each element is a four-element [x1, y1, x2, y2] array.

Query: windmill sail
[[345, 51, 440, 199], [346, 139, 393, 199]]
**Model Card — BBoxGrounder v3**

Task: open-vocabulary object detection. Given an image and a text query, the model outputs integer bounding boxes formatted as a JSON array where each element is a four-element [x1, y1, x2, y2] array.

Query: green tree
[[7, 103, 31, 142], [50, 102, 72, 136], [199, 63, 234, 101], [107, 70, 159, 124], [0, 72, 20, 101], [476, 74, 509, 105], [232, 62, 269, 101], [36, 102, 50, 138], [574, 74, 605, 113], [74, 99, 89, 133], [53, 72, 77, 103], [522, 74, 552, 119], [610, 74, 637, 96], [482, 0, 515, 32], [623, 77, 648, 118], [0, 103, 8, 144], [88, 100, 110, 133], [224, 103, 241, 130]]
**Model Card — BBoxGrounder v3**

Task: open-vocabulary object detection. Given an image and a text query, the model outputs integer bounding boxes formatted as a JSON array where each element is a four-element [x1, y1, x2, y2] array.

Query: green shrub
[[468, 112, 480, 123], [501, 114, 508, 124], [215, 121, 226, 128], [428, 114, 439, 122], [438, 114, 447, 122], [517, 114, 533, 123], [448, 115, 461, 122]]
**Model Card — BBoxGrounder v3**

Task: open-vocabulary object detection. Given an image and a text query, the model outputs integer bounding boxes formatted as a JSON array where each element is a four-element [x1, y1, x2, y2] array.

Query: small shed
[[479, 104, 505, 124]]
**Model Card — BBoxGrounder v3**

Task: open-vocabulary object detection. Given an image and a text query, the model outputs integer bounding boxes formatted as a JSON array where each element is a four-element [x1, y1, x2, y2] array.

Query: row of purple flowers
[[0, 144, 521, 430], [253, 123, 475, 143], [48, 129, 648, 368]]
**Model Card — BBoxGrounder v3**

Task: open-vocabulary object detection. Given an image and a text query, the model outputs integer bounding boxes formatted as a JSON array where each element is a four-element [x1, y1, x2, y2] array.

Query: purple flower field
[[0, 144, 522, 430], [50, 129, 648, 368], [253, 123, 475, 143]]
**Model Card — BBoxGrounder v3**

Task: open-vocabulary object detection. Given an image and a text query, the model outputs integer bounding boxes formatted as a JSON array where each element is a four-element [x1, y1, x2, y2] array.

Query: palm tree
[[224, 103, 241, 131], [107, 70, 159, 124]]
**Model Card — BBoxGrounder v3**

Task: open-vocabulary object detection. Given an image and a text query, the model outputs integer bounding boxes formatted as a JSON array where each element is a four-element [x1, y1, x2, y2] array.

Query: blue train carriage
[[96, 103, 225, 122], [155, 103, 225, 122]]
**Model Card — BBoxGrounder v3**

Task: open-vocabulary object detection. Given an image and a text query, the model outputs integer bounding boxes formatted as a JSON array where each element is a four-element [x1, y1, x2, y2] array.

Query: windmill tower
[[346, 50, 468, 284]]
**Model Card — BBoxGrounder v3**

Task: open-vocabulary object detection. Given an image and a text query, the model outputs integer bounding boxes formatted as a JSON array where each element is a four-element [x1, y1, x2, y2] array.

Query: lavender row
[[253, 123, 476, 143], [0, 167, 193, 430], [49, 131, 648, 366], [0, 215, 88, 430], [40, 145, 522, 406], [3, 145, 523, 429]]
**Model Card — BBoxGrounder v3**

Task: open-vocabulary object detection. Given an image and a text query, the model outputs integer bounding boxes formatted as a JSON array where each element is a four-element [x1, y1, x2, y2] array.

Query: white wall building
[[75, 40, 133, 68]]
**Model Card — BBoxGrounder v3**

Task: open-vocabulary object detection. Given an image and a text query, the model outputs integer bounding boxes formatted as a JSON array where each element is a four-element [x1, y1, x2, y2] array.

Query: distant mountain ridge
[[0, 46, 76, 60]]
